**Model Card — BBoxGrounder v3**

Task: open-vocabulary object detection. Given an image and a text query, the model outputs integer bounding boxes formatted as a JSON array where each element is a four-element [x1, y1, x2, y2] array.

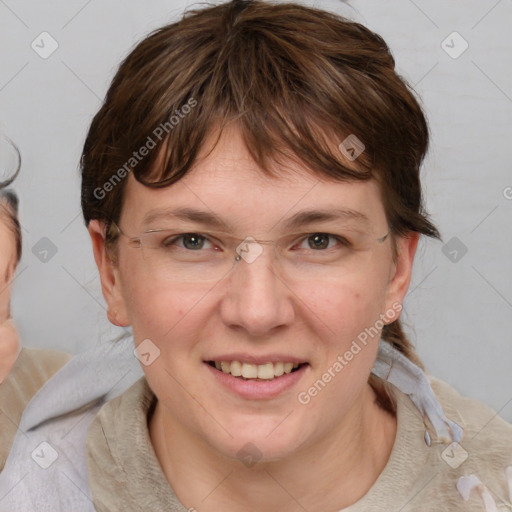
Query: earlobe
[[383, 232, 420, 319], [88, 220, 130, 327]]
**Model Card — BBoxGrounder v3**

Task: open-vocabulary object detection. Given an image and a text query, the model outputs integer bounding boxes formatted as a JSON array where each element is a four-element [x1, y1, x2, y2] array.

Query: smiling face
[[90, 123, 417, 462]]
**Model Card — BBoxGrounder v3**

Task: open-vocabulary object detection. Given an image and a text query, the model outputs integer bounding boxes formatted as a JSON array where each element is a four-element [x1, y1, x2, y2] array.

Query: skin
[[89, 123, 419, 511], [0, 219, 20, 384]]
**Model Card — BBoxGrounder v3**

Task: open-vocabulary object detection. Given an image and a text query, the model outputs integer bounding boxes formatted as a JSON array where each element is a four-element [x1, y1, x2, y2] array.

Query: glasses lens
[[133, 227, 389, 283]]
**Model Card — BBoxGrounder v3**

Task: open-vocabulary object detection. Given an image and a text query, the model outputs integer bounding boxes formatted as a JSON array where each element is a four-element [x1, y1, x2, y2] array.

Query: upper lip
[[205, 354, 308, 365]]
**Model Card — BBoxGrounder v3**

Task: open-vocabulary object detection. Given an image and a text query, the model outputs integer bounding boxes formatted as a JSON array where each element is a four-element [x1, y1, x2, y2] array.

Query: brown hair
[[81, 0, 440, 410], [0, 190, 22, 282]]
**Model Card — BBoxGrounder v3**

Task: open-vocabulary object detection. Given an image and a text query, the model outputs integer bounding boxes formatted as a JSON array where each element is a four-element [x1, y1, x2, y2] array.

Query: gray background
[[1, 0, 511, 421]]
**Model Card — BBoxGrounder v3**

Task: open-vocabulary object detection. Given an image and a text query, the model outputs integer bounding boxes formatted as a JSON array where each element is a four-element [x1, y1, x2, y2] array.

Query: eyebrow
[[141, 206, 371, 231]]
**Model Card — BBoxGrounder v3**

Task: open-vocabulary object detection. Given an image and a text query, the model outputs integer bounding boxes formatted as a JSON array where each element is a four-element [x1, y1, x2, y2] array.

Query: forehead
[[120, 124, 387, 232]]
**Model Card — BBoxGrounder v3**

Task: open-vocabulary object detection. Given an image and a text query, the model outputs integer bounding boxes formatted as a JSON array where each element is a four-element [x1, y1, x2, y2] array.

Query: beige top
[[0, 347, 72, 471], [87, 376, 512, 511]]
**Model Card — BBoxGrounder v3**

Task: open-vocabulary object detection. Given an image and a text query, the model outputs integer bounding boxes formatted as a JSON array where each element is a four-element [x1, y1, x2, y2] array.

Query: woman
[[0, 185, 72, 473], [0, 190, 21, 385], [1, 1, 511, 510]]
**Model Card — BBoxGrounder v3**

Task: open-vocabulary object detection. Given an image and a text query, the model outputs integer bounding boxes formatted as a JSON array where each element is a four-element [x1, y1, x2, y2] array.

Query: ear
[[88, 219, 130, 327], [383, 232, 419, 322]]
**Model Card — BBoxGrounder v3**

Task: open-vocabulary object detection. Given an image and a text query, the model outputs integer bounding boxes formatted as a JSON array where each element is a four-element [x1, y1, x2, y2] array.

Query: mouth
[[206, 360, 308, 381]]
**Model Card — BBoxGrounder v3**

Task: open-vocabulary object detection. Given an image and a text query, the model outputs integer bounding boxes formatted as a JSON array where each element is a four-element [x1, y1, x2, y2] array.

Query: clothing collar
[[372, 339, 463, 444]]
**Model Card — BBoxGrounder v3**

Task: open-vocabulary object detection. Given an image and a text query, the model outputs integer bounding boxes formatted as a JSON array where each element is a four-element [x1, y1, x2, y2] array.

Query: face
[[0, 215, 19, 384], [90, 123, 417, 461], [0, 217, 16, 320]]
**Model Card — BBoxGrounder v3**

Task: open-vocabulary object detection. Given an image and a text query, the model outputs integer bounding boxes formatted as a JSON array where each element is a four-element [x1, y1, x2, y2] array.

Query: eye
[[162, 233, 213, 251], [297, 233, 350, 251], [307, 233, 330, 250]]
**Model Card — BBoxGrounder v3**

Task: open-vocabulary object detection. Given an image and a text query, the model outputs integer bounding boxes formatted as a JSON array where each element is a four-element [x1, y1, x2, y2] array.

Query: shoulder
[[1, 346, 72, 403], [430, 376, 512, 444], [0, 347, 72, 471], [371, 375, 512, 511], [86, 378, 162, 509], [87, 376, 154, 458], [428, 376, 512, 508], [0, 337, 143, 510]]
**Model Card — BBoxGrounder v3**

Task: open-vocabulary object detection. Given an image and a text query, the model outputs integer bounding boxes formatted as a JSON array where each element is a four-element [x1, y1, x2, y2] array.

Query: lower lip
[[204, 362, 309, 400]]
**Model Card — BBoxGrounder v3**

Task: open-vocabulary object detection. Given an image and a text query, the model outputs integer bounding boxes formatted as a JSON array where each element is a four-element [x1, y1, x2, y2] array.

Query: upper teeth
[[214, 361, 300, 379]]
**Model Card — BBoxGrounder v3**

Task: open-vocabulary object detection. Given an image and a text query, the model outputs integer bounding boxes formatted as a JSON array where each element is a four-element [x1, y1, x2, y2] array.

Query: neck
[[149, 383, 396, 512]]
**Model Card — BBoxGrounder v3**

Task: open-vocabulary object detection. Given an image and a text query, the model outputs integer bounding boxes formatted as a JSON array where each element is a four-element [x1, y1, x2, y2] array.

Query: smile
[[207, 360, 305, 380]]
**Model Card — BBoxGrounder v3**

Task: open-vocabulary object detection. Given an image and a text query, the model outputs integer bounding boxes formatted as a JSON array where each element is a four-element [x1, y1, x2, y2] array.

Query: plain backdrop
[[0, 0, 511, 421]]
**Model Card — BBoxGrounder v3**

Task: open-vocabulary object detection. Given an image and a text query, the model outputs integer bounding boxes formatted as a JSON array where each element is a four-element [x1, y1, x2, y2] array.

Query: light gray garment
[[0, 333, 143, 511], [0, 337, 460, 511]]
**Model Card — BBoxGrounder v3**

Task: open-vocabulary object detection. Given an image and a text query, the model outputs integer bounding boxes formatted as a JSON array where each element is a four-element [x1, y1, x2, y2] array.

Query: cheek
[[294, 276, 387, 421], [119, 257, 209, 349], [118, 255, 164, 338], [122, 279, 181, 341], [300, 269, 389, 340]]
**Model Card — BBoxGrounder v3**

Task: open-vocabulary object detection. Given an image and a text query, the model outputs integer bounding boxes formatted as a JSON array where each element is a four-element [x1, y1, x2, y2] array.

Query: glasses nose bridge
[[233, 236, 280, 267], [228, 238, 289, 313]]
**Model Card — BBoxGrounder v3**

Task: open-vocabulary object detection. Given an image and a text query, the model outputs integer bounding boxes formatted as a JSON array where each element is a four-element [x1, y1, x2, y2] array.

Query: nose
[[220, 243, 295, 337]]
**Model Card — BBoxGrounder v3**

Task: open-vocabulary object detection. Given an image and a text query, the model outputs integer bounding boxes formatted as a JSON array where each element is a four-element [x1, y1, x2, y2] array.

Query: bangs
[[112, 3, 407, 188], [82, 0, 435, 241], [139, 106, 374, 188]]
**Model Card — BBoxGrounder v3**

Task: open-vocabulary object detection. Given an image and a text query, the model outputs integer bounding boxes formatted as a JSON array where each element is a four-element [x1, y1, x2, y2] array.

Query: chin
[[208, 417, 308, 464]]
